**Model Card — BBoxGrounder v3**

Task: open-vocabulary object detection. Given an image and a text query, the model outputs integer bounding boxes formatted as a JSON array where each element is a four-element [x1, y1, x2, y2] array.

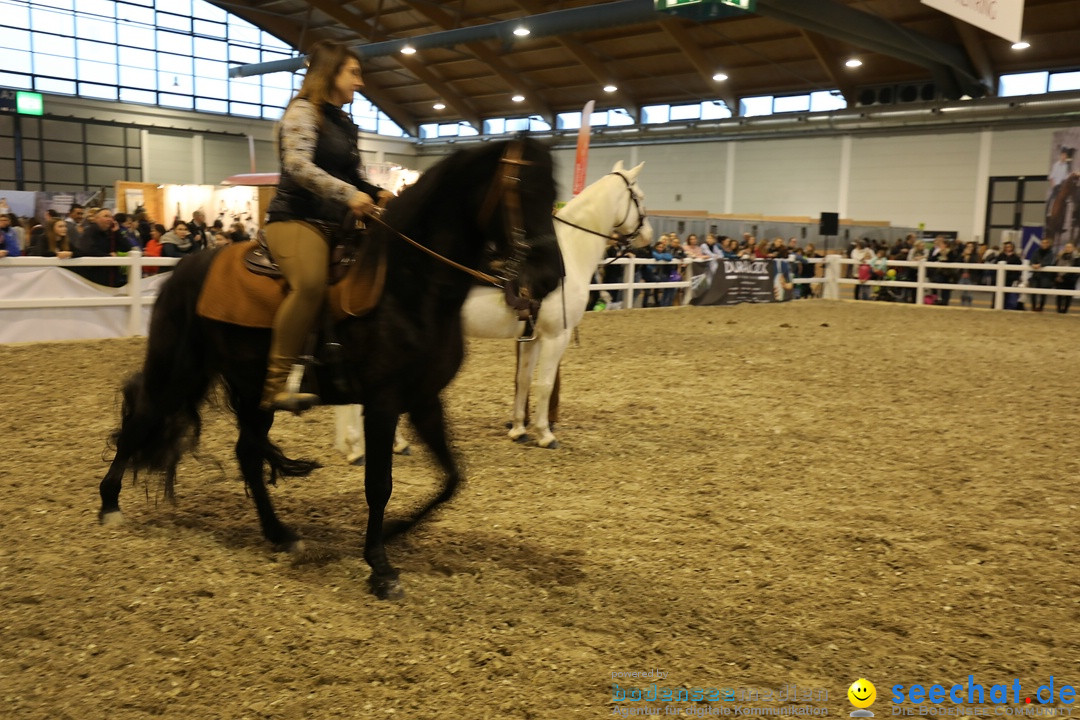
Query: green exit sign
[[0, 89, 44, 115], [655, 0, 756, 18], [17, 91, 44, 115]]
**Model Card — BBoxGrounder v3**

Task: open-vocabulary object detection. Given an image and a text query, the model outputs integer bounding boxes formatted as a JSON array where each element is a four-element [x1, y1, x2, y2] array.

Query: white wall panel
[[848, 133, 981, 234], [203, 136, 251, 185], [146, 132, 195, 184], [733, 137, 843, 217], [989, 128, 1054, 177]]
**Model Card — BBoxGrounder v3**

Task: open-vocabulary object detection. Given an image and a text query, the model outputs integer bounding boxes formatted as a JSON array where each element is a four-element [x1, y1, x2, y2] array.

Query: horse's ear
[[627, 161, 645, 179], [612, 160, 625, 172]]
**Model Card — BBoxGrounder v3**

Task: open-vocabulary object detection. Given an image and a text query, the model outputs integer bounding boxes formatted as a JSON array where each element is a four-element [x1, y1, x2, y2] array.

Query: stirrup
[[518, 317, 537, 343]]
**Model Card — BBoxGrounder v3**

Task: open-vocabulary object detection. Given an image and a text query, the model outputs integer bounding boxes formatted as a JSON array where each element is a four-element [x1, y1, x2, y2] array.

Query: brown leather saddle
[[195, 229, 387, 328], [243, 220, 358, 286]]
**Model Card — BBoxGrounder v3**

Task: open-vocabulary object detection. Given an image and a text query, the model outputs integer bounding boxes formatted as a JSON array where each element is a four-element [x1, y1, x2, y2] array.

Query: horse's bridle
[[553, 171, 648, 253], [366, 139, 536, 289]]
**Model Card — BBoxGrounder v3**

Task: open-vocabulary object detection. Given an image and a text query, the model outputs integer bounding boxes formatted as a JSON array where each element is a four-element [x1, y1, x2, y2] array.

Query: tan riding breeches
[[264, 220, 329, 374]]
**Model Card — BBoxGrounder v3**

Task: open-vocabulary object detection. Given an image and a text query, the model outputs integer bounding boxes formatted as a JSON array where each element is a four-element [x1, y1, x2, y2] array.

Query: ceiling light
[[1011, 41, 1030, 50], [513, 26, 530, 37], [712, 72, 728, 82], [603, 84, 617, 93], [511, 94, 525, 102], [845, 58, 863, 68], [400, 45, 416, 55], [433, 102, 445, 110]]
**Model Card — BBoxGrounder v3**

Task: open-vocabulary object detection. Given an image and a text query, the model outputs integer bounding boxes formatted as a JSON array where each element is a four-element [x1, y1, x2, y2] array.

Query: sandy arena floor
[[1, 301, 1078, 719]]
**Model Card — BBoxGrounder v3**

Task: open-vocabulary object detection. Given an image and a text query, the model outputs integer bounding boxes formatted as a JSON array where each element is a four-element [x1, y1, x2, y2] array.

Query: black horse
[[98, 138, 563, 599]]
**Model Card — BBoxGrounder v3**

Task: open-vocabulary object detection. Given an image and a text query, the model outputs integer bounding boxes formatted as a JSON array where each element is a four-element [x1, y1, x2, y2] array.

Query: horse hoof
[[349, 454, 365, 466], [99, 510, 124, 527], [512, 433, 531, 444], [396, 446, 412, 456], [369, 574, 404, 601], [540, 440, 560, 450]]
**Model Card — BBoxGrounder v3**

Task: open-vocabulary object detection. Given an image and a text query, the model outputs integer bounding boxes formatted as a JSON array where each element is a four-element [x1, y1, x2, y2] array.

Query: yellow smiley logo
[[848, 678, 877, 708]]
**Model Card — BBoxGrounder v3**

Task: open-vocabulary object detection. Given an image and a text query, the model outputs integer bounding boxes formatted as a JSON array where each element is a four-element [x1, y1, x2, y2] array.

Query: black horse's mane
[[381, 138, 552, 231]]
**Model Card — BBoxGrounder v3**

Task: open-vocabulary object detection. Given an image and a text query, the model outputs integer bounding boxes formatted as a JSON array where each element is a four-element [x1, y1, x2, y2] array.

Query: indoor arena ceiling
[[215, 0, 1080, 136]]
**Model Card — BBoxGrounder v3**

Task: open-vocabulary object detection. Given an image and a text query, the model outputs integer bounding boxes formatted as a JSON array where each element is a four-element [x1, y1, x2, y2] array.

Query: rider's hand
[[347, 191, 375, 217], [376, 190, 395, 209]]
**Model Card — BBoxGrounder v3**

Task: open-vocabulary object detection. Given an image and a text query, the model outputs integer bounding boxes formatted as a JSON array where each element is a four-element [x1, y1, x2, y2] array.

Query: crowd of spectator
[[0, 205, 253, 287], [847, 233, 1080, 312], [592, 231, 824, 310], [586, 229, 1080, 314]]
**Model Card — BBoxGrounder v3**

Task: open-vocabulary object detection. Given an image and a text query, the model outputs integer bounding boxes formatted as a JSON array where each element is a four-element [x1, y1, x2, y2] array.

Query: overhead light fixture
[[1011, 41, 1030, 50], [712, 72, 728, 82], [603, 84, 617, 93], [845, 58, 863, 68], [433, 102, 445, 110], [511, 94, 525, 102], [513, 26, 530, 37], [401, 45, 416, 55]]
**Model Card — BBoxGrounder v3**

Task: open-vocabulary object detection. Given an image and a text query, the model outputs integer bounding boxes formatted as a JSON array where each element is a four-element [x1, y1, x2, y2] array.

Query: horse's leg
[[510, 342, 531, 428], [402, 394, 462, 522], [334, 405, 365, 465], [509, 339, 541, 442], [98, 453, 130, 526], [548, 365, 561, 429], [532, 333, 571, 449], [234, 398, 301, 551], [361, 407, 403, 600]]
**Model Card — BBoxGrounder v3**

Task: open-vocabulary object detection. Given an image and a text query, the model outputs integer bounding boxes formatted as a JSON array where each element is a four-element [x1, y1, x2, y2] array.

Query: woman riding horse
[[262, 40, 393, 413]]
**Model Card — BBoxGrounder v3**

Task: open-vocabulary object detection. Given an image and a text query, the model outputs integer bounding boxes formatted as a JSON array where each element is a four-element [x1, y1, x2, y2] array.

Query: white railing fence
[[0, 251, 180, 339], [2, 252, 1079, 343]]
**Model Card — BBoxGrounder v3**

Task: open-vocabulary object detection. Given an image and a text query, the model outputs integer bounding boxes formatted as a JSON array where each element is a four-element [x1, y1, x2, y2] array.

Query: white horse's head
[[610, 160, 653, 248]]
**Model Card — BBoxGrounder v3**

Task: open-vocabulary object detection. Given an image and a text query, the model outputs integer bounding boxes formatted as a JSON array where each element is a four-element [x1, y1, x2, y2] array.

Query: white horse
[[334, 161, 653, 459]]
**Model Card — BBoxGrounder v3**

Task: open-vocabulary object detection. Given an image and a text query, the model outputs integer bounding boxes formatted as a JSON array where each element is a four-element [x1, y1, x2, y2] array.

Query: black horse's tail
[[109, 253, 218, 498]]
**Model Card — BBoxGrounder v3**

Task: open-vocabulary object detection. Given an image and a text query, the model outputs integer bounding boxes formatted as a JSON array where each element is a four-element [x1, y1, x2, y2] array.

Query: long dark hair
[[289, 40, 361, 111], [45, 219, 70, 254]]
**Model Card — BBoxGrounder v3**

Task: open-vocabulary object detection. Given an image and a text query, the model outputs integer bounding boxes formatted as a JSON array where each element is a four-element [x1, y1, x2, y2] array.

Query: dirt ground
[[1, 301, 1078, 720]]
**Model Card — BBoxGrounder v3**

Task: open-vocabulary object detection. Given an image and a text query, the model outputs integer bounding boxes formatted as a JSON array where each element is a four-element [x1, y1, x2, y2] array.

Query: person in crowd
[[801, 243, 821, 298], [926, 235, 957, 305], [212, 231, 231, 248], [135, 209, 153, 246], [600, 233, 625, 310], [5, 213, 26, 252], [114, 212, 141, 250], [1053, 242, 1079, 314], [159, 221, 193, 258], [0, 212, 20, 257], [29, 218, 73, 258], [684, 235, 710, 260], [143, 223, 165, 276], [957, 241, 981, 307], [75, 208, 134, 287], [187, 209, 209, 251], [850, 239, 874, 300], [1028, 236, 1056, 312], [260, 39, 391, 413], [229, 222, 250, 243], [65, 204, 86, 252], [999, 241, 1024, 310]]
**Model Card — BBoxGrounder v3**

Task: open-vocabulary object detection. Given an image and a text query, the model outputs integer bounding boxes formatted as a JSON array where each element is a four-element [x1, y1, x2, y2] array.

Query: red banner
[[572, 100, 594, 196]]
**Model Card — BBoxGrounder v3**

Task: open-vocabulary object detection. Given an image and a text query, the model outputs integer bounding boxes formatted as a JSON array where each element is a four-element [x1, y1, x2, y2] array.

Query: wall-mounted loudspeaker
[[819, 212, 839, 236]]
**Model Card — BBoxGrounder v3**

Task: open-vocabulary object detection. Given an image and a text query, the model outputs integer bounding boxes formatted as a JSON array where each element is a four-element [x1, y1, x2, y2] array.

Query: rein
[[366, 211, 504, 288], [553, 171, 648, 266]]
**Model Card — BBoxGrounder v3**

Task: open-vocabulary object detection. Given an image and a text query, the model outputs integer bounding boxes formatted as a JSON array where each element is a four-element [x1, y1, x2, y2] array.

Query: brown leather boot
[[261, 360, 319, 413]]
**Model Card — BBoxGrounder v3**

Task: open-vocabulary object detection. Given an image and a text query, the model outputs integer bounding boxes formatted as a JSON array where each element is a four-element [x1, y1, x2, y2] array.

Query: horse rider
[[262, 40, 394, 413]]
